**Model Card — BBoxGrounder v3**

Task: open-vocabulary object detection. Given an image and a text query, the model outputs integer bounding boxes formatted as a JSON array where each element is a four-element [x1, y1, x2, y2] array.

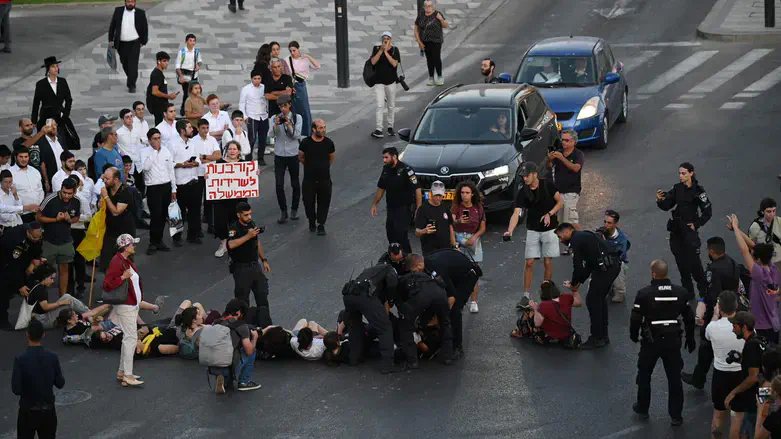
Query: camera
[[278, 116, 287, 124], [248, 221, 265, 234], [726, 350, 742, 364], [397, 75, 410, 92]]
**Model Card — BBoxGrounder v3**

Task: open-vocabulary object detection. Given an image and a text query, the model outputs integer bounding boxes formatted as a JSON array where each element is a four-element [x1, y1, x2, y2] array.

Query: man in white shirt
[[0, 145, 10, 172], [51, 151, 76, 193], [155, 103, 179, 153], [190, 119, 222, 233], [108, 0, 148, 92], [239, 71, 269, 163], [203, 95, 231, 143], [116, 108, 144, 174], [706, 290, 746, 439], [132, 101, 150, 147], [142, 128, 177, 255], [9, 148, 44, 223], [171, 120, 202, 246], [175, 34, 202, 116], [0, 170, 39, 228], [222, 110, 251, 158]]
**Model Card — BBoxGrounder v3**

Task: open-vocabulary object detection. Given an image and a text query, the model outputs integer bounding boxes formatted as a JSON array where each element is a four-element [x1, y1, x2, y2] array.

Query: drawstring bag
[[168, 201, 184, 238]]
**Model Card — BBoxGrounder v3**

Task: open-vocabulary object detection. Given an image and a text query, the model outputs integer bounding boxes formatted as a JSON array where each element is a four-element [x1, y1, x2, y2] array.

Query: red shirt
[[102, 252, 143, 306], [537, 294, 574, 340], [451, 203, 484, 234]]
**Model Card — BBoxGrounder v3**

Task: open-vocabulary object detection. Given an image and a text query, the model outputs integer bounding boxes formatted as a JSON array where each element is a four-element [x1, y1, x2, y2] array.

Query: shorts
[[42, 240, 75, 264], [558, 193, 580, 224], [730, 387, 759, 413], [524, 229, 559, 259], [712, 369, 744, 411], [455, 232, 483, 262]]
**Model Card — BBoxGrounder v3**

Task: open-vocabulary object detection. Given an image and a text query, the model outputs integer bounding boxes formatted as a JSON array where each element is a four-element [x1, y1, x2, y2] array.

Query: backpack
[[198, 323, 234, 367], [178, 334, 198, 360]]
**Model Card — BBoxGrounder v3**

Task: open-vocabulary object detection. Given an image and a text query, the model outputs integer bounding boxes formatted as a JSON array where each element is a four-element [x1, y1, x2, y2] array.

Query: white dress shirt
[[239, 83, 268, 121], [78, 172, 96, 209], [0, 162, 10, 172], [188, 135, 220, 177], [175, 47, 202, 81], [171, 136, 200, 185], [706, 317, 746, 372], [221, 129, 251, 158], [141, 147, 177, 193], [51, 168, 74, 193], [133, 117, 150, 146], [203, 111, 231, 135], [0, 188, 23, 227], [120, 8, 139, 42], [46, 136, 64, 170], [72, 192, 94, 231], [48, 77, 57, 95], [155, 120, 179, 153], [10, 165, 44, 213], [117, 124, 144, 173]]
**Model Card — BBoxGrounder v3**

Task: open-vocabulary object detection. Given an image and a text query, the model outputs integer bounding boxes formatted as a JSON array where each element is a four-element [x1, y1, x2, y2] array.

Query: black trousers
[[669, 230, 707, 298], [133, 168, 146, 197], [397, 288, 454, 363], [690, 327, 714, 387], [274, 155, 300, 212], [99, 233, 118, 272], [146, 183, 171, 246], [128, 185, 145, 224], [117, 39, 141, 89], [636, 338, 684, 418], [585, 265, 620, 340], [228, 0, 244, 6], [386, 206, 412, 254], [21, 212, 36, 224], [343, 293, 394, 367], [174, 180, 201, 241], [302, 178, 332, 226], [423, 41, 443, 78], [198, 177, 214, 228], [0, 283, 13, 325], [233, 262, 269, 308], [449, 274, 479, 350], [69, 228, 87, 292], [246, 118, 269, 162], [17, 407, 57, 439], [180, 81, 191, 115], [757, 328, 780, 344]]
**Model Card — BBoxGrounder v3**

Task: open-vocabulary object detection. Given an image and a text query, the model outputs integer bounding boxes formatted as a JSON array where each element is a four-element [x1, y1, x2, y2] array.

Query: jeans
[[374, 84, 397, 131], [292, 82, 312, 137], [114, 304, 139, 376], [34, 294, 91, 329], [216, 347, 256, 384], [423, 41, 443, 78], [274, 155, 300, 212]]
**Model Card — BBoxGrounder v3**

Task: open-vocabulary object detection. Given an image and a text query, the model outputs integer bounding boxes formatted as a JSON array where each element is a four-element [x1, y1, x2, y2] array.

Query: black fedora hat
[[41, 56, 62, 69]]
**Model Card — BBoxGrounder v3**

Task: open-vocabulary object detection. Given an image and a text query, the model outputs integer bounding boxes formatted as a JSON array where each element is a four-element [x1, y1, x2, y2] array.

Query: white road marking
[[638, 51, 719, 94], [89, 422, 144, 439], [733, 92, 761, 98], [628, 103, 642, 109], [634, 94, 652, 100], [720, 102, 746, 110], [688, 49, 772, 94], [621, 50, 660, 72], [678, 93, 706, 100], [743, 65, 781, 92], [612, 41, 702, 47], [594, 0, 635, 19], [664, 103, 692, 110], [599, 426, 643, 439]]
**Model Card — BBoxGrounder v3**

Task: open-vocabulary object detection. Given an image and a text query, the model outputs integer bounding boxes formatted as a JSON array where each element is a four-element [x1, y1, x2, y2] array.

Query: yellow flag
[[77, 202, 106, 262]]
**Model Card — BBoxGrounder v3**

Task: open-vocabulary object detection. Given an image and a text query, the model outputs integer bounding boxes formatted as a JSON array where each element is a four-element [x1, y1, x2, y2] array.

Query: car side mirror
[[398, 128, 411, 142], [519, 128, 538, 142], [604, 72, 620, 85], [498, 73, 512, 84]]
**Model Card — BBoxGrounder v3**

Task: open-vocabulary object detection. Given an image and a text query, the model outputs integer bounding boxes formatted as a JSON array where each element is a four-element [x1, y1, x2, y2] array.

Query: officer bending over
[[378, 242, 407, 275], [227, 202, 272, 315], [630, 259, 695, 427], [0, 222, 44, 330]]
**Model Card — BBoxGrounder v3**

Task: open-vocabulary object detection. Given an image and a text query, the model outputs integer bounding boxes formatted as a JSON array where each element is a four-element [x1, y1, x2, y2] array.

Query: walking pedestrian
[[171, 119, 202, 246], [299, 119, 334, 235], [12, 320, 65, 438], [146, 51, 177, 125], [31, 56, 73, 131], [175, 34, 201, 116], [414, 1, 448, 86], [548, 129, 584, 255], [141, 128, 176, 255], [227, 0, 245, 13], [0, 0, 11, 53], [227, 202, 272, 310], [108, 0, 148, 93], [451, 180, 485, 313], [369, 31, 400, 139], [269, 95, 301, 224], [239, 70, 269, 163], [283, 41, 319, 137], [371, 147, 422, 254]]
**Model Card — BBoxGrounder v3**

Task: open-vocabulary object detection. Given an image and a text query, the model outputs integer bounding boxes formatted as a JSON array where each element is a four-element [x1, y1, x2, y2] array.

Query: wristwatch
[[260, 258, 268, 263]]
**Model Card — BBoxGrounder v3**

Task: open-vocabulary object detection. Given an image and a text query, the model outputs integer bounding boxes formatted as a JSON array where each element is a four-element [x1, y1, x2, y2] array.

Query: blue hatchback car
[[511, 36, 628, 149]]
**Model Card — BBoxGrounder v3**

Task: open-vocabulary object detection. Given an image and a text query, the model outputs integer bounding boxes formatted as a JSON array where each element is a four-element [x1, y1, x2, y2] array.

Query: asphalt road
[[2, 0, 781, 437]]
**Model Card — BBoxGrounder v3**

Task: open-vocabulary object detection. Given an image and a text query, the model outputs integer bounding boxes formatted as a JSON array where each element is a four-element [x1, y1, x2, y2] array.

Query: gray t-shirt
[[219, 318, 251, 349]]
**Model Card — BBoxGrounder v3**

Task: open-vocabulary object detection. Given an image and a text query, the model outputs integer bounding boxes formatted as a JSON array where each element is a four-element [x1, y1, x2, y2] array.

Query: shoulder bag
[[552, 299, 581, 349], [101, 257, 130, 305], [15, 285, 40, 330], [289, 56, 306, 83]]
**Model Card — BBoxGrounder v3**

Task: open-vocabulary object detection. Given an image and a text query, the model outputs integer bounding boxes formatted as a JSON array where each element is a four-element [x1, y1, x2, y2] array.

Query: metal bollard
[[335, 0, 350, 88], [766, 0, 775, 28]]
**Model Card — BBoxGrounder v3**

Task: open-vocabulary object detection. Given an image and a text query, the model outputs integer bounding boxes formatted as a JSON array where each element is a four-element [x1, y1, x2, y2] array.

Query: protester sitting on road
[[22, 264, 95, 330], [511, 280, 582, 344], [213, 299, 261, 393], [289, 319, 331, 361], [175, 300, 207, 359]]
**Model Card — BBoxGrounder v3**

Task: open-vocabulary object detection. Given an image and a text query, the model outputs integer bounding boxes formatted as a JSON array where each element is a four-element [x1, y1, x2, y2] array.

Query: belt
[[651, 320, 679, 325]]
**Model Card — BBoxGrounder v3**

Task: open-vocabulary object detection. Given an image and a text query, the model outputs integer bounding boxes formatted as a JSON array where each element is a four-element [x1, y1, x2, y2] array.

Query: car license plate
[[557, 122, 562, 131], [426, 190, 455, 201]]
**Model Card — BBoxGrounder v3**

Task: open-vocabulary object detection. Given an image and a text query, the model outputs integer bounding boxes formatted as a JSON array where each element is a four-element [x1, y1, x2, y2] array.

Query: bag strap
[[551, 300, 574, 331], [289, 56, 296, 77]]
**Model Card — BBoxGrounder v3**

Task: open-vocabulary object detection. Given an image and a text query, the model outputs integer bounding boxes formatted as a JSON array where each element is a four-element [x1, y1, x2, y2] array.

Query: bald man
[[298, 119, 335, 235], [630, 259, 695, 427]]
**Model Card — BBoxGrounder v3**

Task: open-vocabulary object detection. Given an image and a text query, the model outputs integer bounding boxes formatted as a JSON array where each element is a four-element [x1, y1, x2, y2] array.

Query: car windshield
[[516, 55, 597, 86], [412, 107, 513, 144]]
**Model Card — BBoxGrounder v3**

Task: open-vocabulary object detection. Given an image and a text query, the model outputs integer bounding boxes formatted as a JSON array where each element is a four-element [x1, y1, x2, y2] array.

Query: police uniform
[[630, 278, 695, 422], [424, 249, 481, 353], [377, 161, 419, 254], [657, 181, 712, 298], [341, 264, 398, 372], [227, 219, 270, 310], [396, 271, 454, 366], [0, 225, 43, 328], [377, 251, 407, 275]]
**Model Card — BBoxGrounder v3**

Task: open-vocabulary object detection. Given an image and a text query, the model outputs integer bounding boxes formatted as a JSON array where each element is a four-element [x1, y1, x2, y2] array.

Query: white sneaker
[[469, 301, 479, 313], [435, 75, 444, 86], [214, 244, 227, 258], [426, 77, 434, 86]]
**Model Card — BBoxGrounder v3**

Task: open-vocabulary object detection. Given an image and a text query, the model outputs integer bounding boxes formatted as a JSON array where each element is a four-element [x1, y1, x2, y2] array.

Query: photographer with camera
[[630, 259, 695, 426], [547, 130, 584, 255], [227, 202, 272, 315], [370, 32, 402, 139], [725, 312, 766, 437]]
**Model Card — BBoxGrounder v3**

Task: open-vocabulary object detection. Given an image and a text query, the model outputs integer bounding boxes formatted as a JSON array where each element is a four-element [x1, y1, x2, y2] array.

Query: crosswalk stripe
[[622, 50, 660, 72], [743, 65, 781, 92], [688, 49, 772, 94], [638, 50, 718, 94], [720, 102, 745, 110]]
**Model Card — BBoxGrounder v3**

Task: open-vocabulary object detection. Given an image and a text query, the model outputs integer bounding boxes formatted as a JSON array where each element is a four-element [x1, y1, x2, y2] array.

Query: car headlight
[[576, 96, 600, 120], [484, 165, 509, 178]]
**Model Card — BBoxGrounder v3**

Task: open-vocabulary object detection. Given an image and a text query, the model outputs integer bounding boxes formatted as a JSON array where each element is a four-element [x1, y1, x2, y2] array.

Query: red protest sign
[[205, 161, 259, 201]]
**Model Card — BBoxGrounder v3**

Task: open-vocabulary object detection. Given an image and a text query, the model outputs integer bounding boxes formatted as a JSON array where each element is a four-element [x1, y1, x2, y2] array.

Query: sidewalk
[[698, 0, 781, 41]]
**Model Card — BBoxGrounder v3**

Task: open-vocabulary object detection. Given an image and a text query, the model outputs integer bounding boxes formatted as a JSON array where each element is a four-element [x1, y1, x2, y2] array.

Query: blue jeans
[[215, 348, 256, 384], [293, 81, 312, 137]]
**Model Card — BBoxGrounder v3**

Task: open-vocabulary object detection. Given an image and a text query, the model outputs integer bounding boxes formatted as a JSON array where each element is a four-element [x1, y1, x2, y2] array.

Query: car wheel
[[617, 88, 628, 124], [594, 114, 609, 149]]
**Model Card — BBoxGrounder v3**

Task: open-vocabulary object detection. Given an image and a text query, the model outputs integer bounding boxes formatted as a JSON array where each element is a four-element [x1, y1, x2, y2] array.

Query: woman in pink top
[[283, 41, 320, 137]]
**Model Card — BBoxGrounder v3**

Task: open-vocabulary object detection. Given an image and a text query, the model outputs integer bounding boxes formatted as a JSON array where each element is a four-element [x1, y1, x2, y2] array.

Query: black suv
[[398, 83, 560, 212]]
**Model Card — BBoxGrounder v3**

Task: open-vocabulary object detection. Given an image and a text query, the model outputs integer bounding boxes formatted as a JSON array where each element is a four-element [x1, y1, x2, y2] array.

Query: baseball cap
[[98, 115, 117, 126], [277, 94, 292, 106], [116, 234, 140, 248], [519, 162, 539, 176], [431, 180, 446, 196], [729, 311, 755, 329], [381, 31, 392, 40]]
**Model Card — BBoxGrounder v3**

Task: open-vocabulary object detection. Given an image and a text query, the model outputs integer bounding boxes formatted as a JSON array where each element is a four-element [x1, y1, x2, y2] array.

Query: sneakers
[[680, 372, 704, 390], [579, 337, 607, 350], [290, 209, 299, 220], [469, 301, 479, 313], [309, 222, 316, 232], [371, 130, 384, 138], [387, 127, 396, 136], [516, 296, 530, 310], [317, 225, 326, 236], [228, 3, 237, 12], [238, 381, 261, 391], [215, 375, 226, 394], [435, 75, 444, 86], [215, 243, 227, 258], [426, 77, 434, 86], [632, 403, 649, 420], [611, 295, 625, 303]]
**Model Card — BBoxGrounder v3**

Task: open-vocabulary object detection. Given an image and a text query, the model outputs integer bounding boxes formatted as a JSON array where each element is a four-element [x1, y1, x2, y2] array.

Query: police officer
[[424, 248, 481, 359], [656, 162, 712, 299], [0, 222, 44, 330], [227, 201, 272, 315], [630, 259, 695, 427], [341, 263, 404, 374], [371, 147, 422, 254], [555, 222, 621, 349], [681, 236, 741, 390], [377, 242, 408, 275], [397, 254, 455, 368]]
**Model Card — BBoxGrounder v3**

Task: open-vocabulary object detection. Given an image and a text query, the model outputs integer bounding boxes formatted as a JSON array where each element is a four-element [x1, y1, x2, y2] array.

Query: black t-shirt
[[415, 201, 453, 255], [553, 149, 585, 194], [40, 192, 81, 245], [377, 161, 419, 209], [146, 68, 168, 113], [105, 184, 136, 237], [763, 409, 781, 436], [227, 220, 259, 263], [415, 11, 446, 43], [372, 46, 400, 85], [299, 136, 335, 181], [219, 317, 251, 349], [513, 179, 559, 232], [65, 321, 89, 337], [90, 325, 124, 350], [740, 335, 765, 396], [26, 284, 50, 315], [267, 74, 295, 116]]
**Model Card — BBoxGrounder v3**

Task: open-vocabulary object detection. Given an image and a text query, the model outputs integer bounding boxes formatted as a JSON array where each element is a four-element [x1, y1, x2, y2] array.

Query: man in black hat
[[31, 57, 72, 131], [108, 0, 149, 93], [0, 222, 44, 330]]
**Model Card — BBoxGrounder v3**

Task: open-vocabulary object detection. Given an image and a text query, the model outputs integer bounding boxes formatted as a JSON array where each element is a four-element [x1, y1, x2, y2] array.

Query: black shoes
[[187, 237, 203, 245], [157, 243, 171, 252], [632, 403, 649, 420], [277, 211, 288, 224], [146, 245, 157, 256], [228, 4, 237, 12], [0, 320, 14, 331], [405, 362, 419, 371], [680, 372, 704, 390], [290, 209, 299, 220], [173, 239, 183, 248], [579, 337, 607, 350], [238, 2, 245, 10], [671, 417, 683, 427], [136, 220, 150, 230], [309, 222, 316, 232], [371, 130, 384, 138], [387, 127, 396, 136], [317, 225, 326, 236], [128, 86, 136, 93]]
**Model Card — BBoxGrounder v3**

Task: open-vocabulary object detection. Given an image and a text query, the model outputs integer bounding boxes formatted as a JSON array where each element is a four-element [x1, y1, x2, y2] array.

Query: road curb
[[15, 0, 158, 9], [696, 0, 781, 42]]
